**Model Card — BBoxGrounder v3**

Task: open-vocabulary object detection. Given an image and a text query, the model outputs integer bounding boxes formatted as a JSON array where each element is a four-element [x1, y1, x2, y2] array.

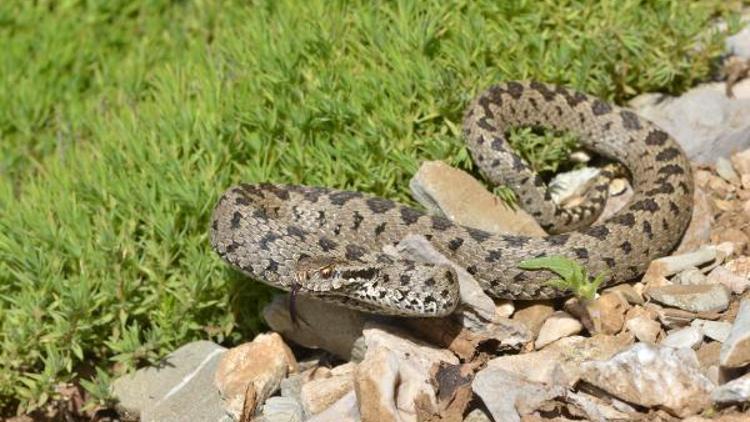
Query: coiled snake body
[[211, 82, 693, 317]]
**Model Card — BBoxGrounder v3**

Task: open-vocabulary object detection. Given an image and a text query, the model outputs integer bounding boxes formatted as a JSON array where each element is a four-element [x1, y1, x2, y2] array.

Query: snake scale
[[210, 81, 693, 317]]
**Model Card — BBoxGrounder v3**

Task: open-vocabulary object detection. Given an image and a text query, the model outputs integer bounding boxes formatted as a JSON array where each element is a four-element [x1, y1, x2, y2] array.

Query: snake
[[210, 81, 693, 318]]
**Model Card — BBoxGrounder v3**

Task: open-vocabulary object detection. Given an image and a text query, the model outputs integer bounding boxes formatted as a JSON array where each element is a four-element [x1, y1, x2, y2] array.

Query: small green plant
[[519, 256, 606, 301], [79, 367, 115, 412]]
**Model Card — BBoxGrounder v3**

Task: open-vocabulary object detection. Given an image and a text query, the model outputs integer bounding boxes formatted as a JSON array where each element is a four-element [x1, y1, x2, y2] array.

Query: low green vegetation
[[0, 0, 742, 413]]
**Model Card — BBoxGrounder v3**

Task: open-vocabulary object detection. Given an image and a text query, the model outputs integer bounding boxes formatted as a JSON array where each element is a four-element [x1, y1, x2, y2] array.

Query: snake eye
[[319, 266, 334, 279]]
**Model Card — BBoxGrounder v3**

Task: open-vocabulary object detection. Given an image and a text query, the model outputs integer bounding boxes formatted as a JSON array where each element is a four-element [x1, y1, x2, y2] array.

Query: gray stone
[[692, 319, 733, 343], [263, 294, 366, 360], [535, 311, 583, 349], [675, 268, 709, 286], [720, 299, 750, 368], [513, 302, 555, 337], [307, 391, 359, 422], [354, 324, 458, 421], [472, 367, 567, 422], [716, 157, 740, 185], [707, 265, 750, 295], [625, 316, 661, 344], [712, 372, 750, 404], [483, 334, 633, 387], [643, 247, 718, 283], [259, 396, 304, 422], [629, 79, 750, 165], [673, 187, 714, 255], [112, 340, 229, 422], [727, 22, 750, 59], [646, 283, 731, 313], [661, 326, 703, 349], [580, 343, 715, 417], [548, 167, 600, 205]]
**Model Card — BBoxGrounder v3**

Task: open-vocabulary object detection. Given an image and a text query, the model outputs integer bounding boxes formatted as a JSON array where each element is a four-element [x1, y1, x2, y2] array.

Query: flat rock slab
[[409, 161, 545, 236], [646, 283, 730, 313], [112, 340, 230, 422], [630, 79, 750, 165], [720, 299, 750, 368]]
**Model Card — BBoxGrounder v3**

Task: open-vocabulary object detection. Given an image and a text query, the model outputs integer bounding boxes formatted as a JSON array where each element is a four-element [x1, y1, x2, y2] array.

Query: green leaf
[[519, 256, 579, 281]]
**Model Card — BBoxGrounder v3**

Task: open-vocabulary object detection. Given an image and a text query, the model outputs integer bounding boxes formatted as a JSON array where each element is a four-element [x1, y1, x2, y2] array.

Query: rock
[[602, 283, 644, 305], [629, 80, 750, 165], [259, 396, 304, 422], [402, 316, 529, 360], [214, 333, 298, 419], [263, 294, 366, 360], [300, 363, 355, 416], [353, 347, 401, 421], [484, 334, 633, 387], [596, 179, 634, 223], [646, 284, 731, 313], [363, 323, 459, 369], [111, 341, 229, 422], [643, 246, 718, 285], [661, 326, 703, 349], [583, 293, 630, 335], [675, 268, 709, 285], [731, 147, 750, 176], [725, 256, 750, 279], [535, 311, 583, 349], [696, 341, 722, 369], [727, 19, 750, 59], [307, 391, 359, 422], [625, 316, 662, 344], [580, 343, 715, 417], [409, 161, 545, 236], [353, 324, 458, 421], [567, 391, 634, 421], [720, 299, 750, 368], [512, 302, 555, 337], [472, 367, 568, 422], [708, 265, 750, 294], [692, 319, 733, 343], [493, 299, 515, 319], [393, 234, 495, 322], [711, 228, 749, 254], [646, 302, 701, 329], [716, 157, 741, 185], [712, 372, 750, 404], [674, 187, 714, 254], [461, 316, 532, 351], [463, 408, 492, 422], [548, 167, 600, 205]]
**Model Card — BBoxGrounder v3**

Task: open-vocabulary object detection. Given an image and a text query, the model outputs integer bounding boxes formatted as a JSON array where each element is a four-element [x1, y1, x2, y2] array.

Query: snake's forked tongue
[[289, 281, 299, 325]]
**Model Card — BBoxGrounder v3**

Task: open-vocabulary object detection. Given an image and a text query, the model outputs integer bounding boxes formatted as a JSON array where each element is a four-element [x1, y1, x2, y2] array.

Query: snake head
[[292, 255, 460, 317], [294, 256, 352, 293]]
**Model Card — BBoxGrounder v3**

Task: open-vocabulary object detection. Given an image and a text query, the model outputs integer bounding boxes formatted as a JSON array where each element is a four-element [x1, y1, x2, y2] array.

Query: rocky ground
[[107, 77, 750, 422], [27, 16, 750, 422]]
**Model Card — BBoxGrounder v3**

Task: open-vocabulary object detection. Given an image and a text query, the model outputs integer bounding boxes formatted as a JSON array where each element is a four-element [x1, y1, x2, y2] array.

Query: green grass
[[0, 0, 742, 414]]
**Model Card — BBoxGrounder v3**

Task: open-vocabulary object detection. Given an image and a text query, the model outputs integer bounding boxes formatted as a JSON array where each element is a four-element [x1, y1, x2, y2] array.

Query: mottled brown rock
[[214, 333, 298, 419]]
